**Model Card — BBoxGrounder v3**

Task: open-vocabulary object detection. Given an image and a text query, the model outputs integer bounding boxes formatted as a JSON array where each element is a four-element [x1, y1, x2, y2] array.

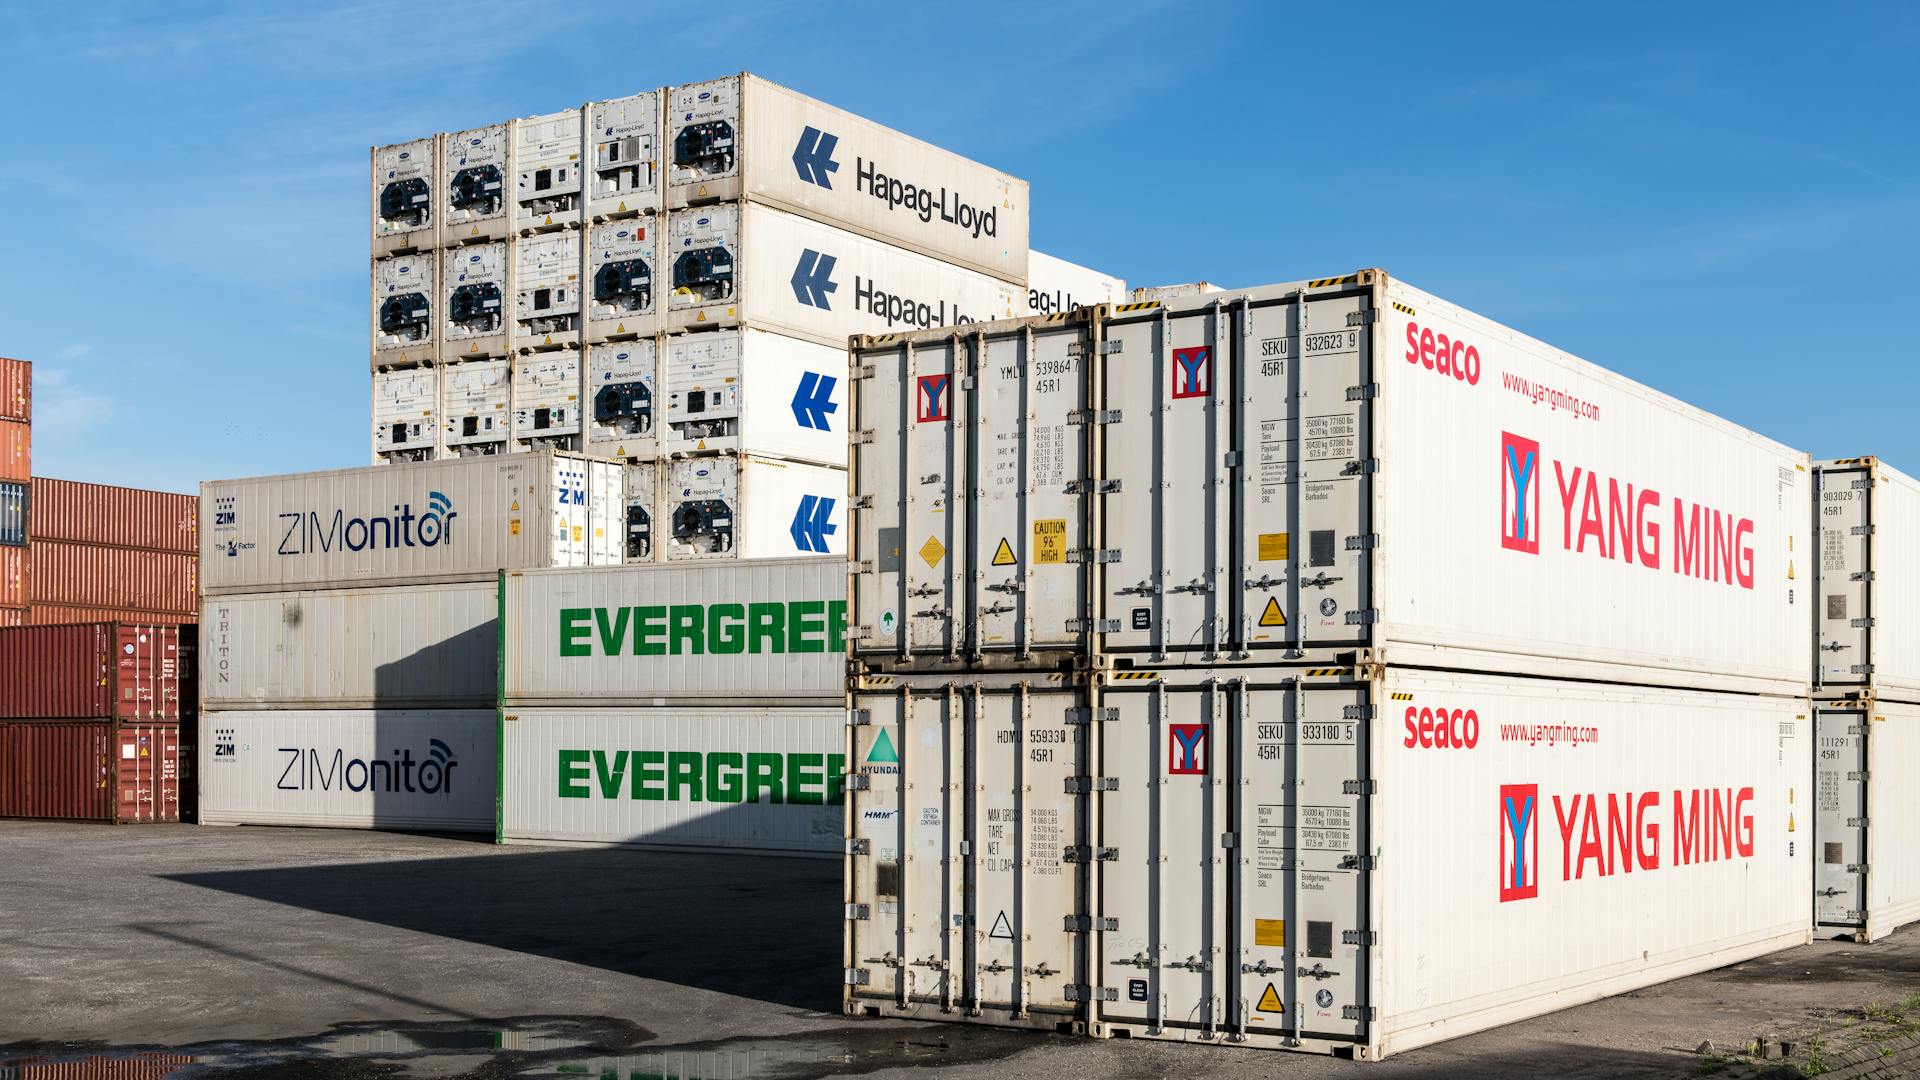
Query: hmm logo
[[1500, 432, 1540, 554], [1172, 346, 1211, 399], [916, 373, 951, 423], [1499, 783, 1539, 902], [1169, 723, 1208, 775]]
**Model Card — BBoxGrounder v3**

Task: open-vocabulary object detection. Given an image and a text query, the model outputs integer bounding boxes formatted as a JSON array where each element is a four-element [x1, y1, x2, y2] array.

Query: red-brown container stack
[[0, 357, 28, 627], [0, 622, 196, 823], [27, 477, 198, 626]]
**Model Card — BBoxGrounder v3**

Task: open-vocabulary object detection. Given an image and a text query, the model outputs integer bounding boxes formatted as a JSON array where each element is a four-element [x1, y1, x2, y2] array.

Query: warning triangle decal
[[1789, 561, 1796, 580], [1259, 597, 1287, 627], [992, 538, 1017, 566], [1789, 812, 1796, 833], [868, 729, 899, 764], [989, 911, 1014, 940], [1257, 983, 1284, 1013], [617, 202, 628, 212], [510, 500, 520, 511]]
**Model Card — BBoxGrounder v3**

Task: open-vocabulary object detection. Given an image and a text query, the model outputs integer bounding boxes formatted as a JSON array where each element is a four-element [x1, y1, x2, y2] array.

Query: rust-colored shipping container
[[0, 722, 185, 823], [26, 605, 194, 627], [0, 544, 22, 608], [28, 540, 196, 613], [0, 606, 22, 627], [0, 357, 27, 422], [29, 477, 197, 554], [0, 419, 26, 482], [0, 1053, 197, 1079], [0, 623, 195, 720]]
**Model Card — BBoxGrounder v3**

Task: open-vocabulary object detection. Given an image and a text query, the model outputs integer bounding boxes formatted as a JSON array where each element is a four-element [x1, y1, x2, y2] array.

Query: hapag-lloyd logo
[[278, 491, 457, 556], [1500, 432, 1540, 554]]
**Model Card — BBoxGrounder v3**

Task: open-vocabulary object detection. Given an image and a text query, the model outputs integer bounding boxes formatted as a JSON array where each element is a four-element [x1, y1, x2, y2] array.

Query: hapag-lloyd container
[[371, 136, 436, 256], [664, 328, 848, 466], [664, 201, 1022, 346], [845, 666, 1810, 1057], [29, 540, 197, 614], [666, 74, 1028, 284], [198, 709, 494, 832], [202, 451, 622, 596], [202, 582, 496, 710], [0, 722, 186, 823], [498, 706, 847, 853], [1814, 699, 1920, 942], [0, 623, 193, 721], [851, 272, 1812, 695], [501, 557, 846, 705], [0, 357, 29, 421], [29, 477, 198, 553], [1026, 250, 1125, 317], [664, 454, 847, 561], [1813, 458, 1920, 701]]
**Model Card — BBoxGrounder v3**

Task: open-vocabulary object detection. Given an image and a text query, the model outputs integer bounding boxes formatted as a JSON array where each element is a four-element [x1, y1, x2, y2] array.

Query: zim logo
[[1172, 346, 1211, 399], [916, 373, 951, 423], [1169, 723, 1208, 775], [1500, 432, 1541, 554], [1499, 783, 1539, 902]]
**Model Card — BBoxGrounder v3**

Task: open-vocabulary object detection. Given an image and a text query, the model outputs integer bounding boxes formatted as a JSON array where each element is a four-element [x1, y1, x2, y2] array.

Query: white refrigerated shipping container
[[200, 709, 496, 833], [515, 232, 583, 348], [201, 582, 497, 710], [664, 454, 846, 561], [442, 357, 510, 455], [501, 556, 846, 705], [511, 350, 584, 453], [665, 201, 1021, 346], [586, 342, 659, 461], [664, 328, 847, 466], [372, 137, 435, 256], [443, 242, 509, 360], [622, 462, 658, 563], [666, 74, 1027, 283], [586, 219, 660, 342], [851, 272, 1812, 695], [373, 367, 437, 463], [444, 123, 510, 243], [586, 91, 662, 221], [202, 451, 623, 595], [1026, 250, 1124, 316], [513, 108, 585, 232], [1813, 698, 1920, 943], [1814, 457, 1920, 702], [372, 253, 434, 367], [499, 706, 846, 853], [845, 666, 1811, 1057]]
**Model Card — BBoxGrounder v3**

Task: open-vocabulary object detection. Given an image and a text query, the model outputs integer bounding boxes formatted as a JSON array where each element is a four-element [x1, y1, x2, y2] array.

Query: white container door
[[1814, 705, 1868, 933], [1816, 464, 1873, 693]]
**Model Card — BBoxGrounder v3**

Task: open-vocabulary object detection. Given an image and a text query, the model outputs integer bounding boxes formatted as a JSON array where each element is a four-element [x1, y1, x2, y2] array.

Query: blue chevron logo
[[791, 125, 840, 189], [790, 494, 838, 553], [791, 249, 838, 309], [791, 371, 839, 431]]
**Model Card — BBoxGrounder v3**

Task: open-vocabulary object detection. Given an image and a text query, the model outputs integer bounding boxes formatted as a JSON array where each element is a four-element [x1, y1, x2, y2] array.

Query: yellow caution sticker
[[1258, 532, 1289, 561], [1255, 918, 1285, 947], [510, 519, 521, 536], [1789, 560, 1795, 580], [1259, 597, 1287, 627], [572, 526, 583, 542], [616, 323, 626, 334], [1033, 519, 1068, 564], [1789, 812, 1795, 833], [1256, 982, 1284, 1013], [992, 538, 1017, 566], [510, 500, 520, 511], [919, 535, 947, 568]]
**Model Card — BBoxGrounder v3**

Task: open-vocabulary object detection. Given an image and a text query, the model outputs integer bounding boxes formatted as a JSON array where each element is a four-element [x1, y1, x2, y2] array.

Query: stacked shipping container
[[26, 478, 198, 626], [0, 358, 29, 625], [841, 271, 1817, 1059]]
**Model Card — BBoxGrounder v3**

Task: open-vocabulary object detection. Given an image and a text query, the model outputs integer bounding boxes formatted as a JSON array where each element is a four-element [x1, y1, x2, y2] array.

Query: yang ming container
[[202, 451, 623, 596], [851, 271, 1812, 695], [1813, 458, 1920, 702], [29, 477, 198, 553], [1813, 698, 1920, 942], [0, 722, 185, 823], [666, 74, 1027, 283], [198, 709, 494, 833], [202, 581, 496, 710], [845, 665, 1811, 1058], [498, 705, 846, 853], [0, 622, 193, 721], [501, 557, 847, 705]]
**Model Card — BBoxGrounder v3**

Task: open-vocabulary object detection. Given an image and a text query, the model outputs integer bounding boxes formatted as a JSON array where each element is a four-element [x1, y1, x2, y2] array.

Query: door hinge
[[1343, 704, 1375, 720], [1064, 776, 1120, 794], [1339, 854, 1377, 871], [1064, 846, 1120, 863], [1848, 817, 1870, 828], [1066, 618, 1123, 633], [1345, 533, 1381, 551], [1064, 916, 1119, 933], [1345, 382, 1380, 401], [1343, 779, 1376, 795], [1342, 1005, 1377, 1021], [1851, 664, 1875, 675], [1852, 571, 1876, 582], [1100, 339, 1124, 354], [1345, 608, 1380, 626], [1067, 408, 1123, 425], [850, 429, 876, 445], [1346, 308, 1380, 326], [853, 364, 877, 380], [1224, 450, 1242, 468], [846, 838, 870, 856], [1066, 706, 1121, 725], [1852, 525, 1876, 536], [1342, 458, 1379, 476], [844, 968, 871, 986], [952, 913, 975, 926], [1221, 832, 1237, 849], [1067, 548, 1122, 564], [849, 495, 873, 510], [1851, 618, 1876, 628], [845, 903, 871, 920], [1064, 984, 1119, 1002], [1848, 863, 1870, 875], [848, 709, 873, 727], [846, 775, 873, 791], [1342, 930, 1377, 946], [1847, 770, 1871, 782]]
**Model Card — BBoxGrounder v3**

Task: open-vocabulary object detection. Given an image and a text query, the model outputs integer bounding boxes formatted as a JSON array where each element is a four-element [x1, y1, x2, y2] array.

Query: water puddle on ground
[[0, 1015, 1042, 1079]]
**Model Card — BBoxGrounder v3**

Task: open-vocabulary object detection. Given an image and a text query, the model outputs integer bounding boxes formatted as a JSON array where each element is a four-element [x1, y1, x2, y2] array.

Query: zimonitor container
[[198, 709, 494, 833], [0, 419, 26, 482], [1026, 250, 1125, 317], [29, 477, 198, 553], [1, 480, 23, 546], [663, 454, 847, 561], [664, 201, 1022, 347], [1813, 697, 1920, 943], [498, 705, 846, 853], [851, 271, 1813, 695], [0, 722, 186, 823], [663, 327, 848, 466], [666, 74, 1028, 283], [201, 451, 622, 596], [202, 582, 495, 711], [501, 557, 847, 705], [1814, 457, 1920, 702], [0, 623, 194, 721], [371, 136, 437, 256], [25, 605, 193, 627], [0, 357, 28, 421], [845, 665, 1811, 1058], [28, 540, 196, 613]]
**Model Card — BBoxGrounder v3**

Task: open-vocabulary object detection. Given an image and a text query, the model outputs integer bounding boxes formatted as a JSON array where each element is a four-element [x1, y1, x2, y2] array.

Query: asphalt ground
[[2, 821, 1914, 1078]]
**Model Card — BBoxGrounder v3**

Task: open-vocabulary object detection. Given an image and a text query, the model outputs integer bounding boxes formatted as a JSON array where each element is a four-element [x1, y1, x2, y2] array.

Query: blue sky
[[0, 1, 1913, 493]]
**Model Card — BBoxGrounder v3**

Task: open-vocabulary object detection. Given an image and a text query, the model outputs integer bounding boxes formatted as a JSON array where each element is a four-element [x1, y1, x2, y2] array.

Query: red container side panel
[[0, 606, 22, 627], [29, 477, 198, 553], [0, 357, 27, 422], [0, 419, 26, 482], [0, 722, 182, 823], [0, 543, 23, 608], [0, 623, 192, 720], [27, 540, 196, 613], [27, 605, 195, 627]]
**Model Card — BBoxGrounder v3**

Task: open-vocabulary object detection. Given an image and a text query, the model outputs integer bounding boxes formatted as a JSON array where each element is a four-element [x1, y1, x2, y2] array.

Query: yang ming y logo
[[1500, 433, 1540, 554]]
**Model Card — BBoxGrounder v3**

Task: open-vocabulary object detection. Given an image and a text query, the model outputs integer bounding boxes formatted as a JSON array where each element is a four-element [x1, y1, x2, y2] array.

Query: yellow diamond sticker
[[919, 535, 946, 568]]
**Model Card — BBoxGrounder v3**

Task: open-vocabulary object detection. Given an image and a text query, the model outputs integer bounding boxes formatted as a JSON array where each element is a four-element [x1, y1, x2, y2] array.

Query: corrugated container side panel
[[0, 623, 107, 717], [26, 605, 195, 627], [28, 540, 196, 613], [28, 477, 199, 553], [0, 722, 115, 821], [0, 358, 28, 422], [0, 420, 27, 482], [0, 606, 22, 627], [0, 544, 21, 608], [499, 706, 845, 852]]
